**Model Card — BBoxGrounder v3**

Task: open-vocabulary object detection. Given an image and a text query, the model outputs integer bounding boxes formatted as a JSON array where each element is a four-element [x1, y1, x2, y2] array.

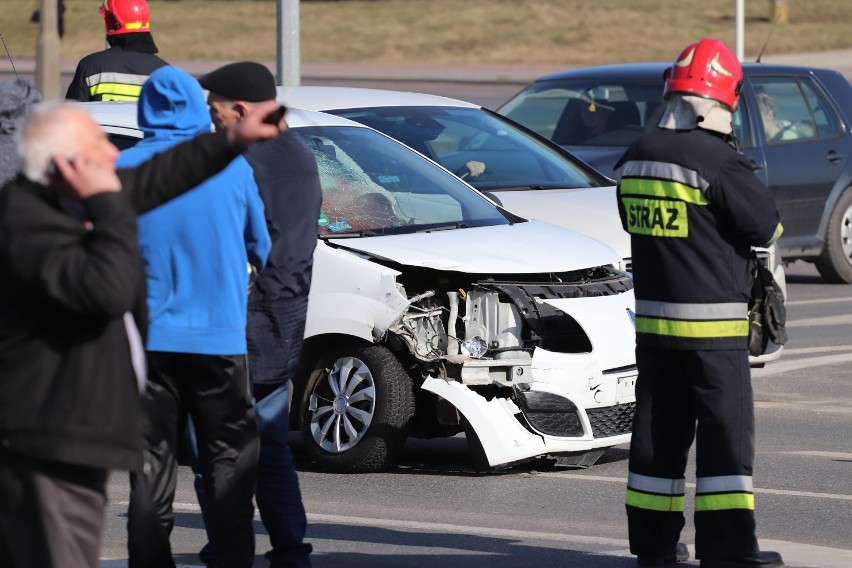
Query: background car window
[[732, 105, 751, 147], [496, 86, 570, 139], [800, 79, 842, 138], [749, 76, 840, 143], [332, 107, 601, 190], [501, 80, 663, 148], [292, 126, 509, 236]]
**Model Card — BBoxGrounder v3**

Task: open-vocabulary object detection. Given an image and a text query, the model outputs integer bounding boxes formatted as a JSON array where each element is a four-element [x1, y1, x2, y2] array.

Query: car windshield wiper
[[320, 229, 382, 239], [413, 222, 473, 233]]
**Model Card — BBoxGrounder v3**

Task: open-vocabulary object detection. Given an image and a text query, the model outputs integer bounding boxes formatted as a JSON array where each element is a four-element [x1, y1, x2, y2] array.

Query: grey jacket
[[0, 77, 43, 187]]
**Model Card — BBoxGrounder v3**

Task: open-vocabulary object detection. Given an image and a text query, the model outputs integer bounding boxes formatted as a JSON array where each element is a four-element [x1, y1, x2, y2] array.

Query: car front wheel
[[815, 188, 852, 283], [300, 344, 415, 473]]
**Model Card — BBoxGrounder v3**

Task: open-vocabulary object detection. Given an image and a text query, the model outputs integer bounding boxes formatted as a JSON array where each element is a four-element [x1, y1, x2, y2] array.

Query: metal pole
[[36, 0, 61, 99], [735, 0, 745, 61], [277, 0, 300, 87]]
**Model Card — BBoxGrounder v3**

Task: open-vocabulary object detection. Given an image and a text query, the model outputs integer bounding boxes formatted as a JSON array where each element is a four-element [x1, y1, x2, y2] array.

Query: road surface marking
[[752, 352, 852, 378], [529, 474, 852, 502], [787, 313, 852, 327]]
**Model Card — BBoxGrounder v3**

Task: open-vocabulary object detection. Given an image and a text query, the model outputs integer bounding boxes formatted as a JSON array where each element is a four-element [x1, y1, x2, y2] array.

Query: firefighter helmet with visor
[[100, 0, 151, 36], [663, 38, 743, 110]]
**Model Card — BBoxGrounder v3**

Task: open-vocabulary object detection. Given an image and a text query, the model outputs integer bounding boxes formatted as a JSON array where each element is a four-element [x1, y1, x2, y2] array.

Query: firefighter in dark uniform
[[616, 38, 785, 568], [65, 0, 167, 102]]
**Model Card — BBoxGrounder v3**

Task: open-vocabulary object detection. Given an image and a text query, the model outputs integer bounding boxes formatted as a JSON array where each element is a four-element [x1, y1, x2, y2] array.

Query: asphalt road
[[96, 260, 852, 568]]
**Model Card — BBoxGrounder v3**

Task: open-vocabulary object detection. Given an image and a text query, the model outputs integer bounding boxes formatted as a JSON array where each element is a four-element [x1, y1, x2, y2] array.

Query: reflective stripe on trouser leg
[[626, 473, 686, 512], [690, 349, 758, 561], [626, 346, 694, 558]]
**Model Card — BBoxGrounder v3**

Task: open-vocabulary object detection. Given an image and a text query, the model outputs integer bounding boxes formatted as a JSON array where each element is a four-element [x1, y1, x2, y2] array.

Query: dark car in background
[[499, 63, 852, 283]]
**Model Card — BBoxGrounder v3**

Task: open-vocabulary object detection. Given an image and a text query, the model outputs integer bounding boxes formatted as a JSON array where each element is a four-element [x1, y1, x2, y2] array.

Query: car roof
[[79, 101, 367, 132], [277, 86, 480, 112], [532, 61, 836, 83]]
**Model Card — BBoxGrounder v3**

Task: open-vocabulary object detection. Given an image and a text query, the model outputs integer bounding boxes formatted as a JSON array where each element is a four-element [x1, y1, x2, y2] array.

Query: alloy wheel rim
[[841, 204, 852, 264], [308, 356, 376, 453]]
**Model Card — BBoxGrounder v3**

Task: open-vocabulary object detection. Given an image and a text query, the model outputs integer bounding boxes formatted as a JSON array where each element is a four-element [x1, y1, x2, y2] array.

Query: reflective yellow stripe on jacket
[[88, 83, 144, 100], [85, 71, 150, 101], [619, 160, 711, 239], [634, 300, 749, 340]]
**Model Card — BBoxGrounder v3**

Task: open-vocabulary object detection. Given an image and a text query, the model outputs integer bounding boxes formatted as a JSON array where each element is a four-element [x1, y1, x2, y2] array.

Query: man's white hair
[[15, 101, 84, 185]]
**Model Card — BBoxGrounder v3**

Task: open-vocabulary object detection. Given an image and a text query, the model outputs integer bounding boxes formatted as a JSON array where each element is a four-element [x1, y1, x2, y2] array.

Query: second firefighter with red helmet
[[65, 0, 167, 102], [615, 38, 785, 568]]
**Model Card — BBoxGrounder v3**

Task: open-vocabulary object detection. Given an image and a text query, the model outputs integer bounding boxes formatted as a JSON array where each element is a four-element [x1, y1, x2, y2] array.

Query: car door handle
[[827, 150, 844, 164]]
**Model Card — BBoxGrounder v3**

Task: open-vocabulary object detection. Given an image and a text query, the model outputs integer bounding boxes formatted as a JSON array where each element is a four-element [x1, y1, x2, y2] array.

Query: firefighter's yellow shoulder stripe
[[89, 83, 144, 98], [636, 317, 749, 338], [620, 178, 709, 206]]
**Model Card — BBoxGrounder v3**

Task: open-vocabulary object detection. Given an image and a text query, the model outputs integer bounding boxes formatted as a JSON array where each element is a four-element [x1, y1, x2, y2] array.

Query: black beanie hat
[[198, 61, 276, 102]]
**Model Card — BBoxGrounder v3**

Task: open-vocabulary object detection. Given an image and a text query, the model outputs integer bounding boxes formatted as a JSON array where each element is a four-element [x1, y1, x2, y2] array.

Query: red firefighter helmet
[[663, 38, 743, 110], [99, 0, 151, 36]]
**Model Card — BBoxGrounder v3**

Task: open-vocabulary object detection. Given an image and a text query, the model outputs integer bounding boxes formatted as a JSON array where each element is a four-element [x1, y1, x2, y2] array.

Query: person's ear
[[235, 101, 253, 121]]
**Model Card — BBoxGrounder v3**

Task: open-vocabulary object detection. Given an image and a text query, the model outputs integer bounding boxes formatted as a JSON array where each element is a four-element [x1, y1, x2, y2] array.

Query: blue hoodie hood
[[138, 65, 212, 141]]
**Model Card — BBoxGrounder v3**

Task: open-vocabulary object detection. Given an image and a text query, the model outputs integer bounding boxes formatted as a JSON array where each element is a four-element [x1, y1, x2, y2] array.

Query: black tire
[[815, 188, 852, 283], [299, 344, 415, 473]]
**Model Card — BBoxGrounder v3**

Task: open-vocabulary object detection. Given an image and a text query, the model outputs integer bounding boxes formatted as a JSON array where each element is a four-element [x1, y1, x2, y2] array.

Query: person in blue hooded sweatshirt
[[117, 65, 271, 568]]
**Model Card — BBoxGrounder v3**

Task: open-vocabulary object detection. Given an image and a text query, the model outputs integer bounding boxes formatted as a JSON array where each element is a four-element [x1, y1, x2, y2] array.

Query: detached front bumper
[[422, 365, 634, 468]]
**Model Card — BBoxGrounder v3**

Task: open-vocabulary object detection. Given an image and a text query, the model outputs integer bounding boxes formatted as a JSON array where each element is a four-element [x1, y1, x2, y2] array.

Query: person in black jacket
[[616, 39, 784, 568], [0, 99, 284, 568], [191, 61, 320, 568], [65, 0, 167, 102]]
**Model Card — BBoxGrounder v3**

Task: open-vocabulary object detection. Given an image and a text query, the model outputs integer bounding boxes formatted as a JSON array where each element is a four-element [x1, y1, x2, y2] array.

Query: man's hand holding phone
[[50, 155, 122, 200], [227, 100, 288, 147]]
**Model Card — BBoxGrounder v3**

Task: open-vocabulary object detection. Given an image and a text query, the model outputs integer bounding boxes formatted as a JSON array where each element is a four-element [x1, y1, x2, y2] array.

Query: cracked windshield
[[295, 126, 510, 236]]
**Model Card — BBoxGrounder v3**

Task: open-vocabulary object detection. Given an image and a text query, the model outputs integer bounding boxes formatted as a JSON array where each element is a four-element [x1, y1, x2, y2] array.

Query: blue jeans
[[191, 297, 311, 568]]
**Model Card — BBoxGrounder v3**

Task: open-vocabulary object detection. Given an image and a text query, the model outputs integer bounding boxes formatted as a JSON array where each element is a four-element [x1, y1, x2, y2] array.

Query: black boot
[[638, 541, 690, 566], [699, 551, 784, 568]]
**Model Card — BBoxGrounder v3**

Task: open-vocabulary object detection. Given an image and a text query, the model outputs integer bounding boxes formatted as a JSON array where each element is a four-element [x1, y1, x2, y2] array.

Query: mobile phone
[[263, 104, 287, 126], [48, 156, 76, 180]]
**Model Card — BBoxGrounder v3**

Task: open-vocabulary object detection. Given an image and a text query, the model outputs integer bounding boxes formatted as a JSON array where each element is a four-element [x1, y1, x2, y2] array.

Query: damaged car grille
[[481, 273, 632, 353], [514, 390, 584, 437], [588, 402, 635, 438]]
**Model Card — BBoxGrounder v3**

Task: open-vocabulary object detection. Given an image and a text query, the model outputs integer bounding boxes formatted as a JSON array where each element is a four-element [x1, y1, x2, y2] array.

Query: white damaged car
[[88, 103, 638, 473], [278, 86, 785, 367]]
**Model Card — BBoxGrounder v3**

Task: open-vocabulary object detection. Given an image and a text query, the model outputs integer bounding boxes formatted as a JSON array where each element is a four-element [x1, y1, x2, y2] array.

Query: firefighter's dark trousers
[[626, 346, 759, 561]]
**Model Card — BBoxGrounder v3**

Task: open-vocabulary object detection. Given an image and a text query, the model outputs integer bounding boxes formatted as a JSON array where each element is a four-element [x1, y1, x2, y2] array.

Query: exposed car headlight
[[460, 336, 488, 358]]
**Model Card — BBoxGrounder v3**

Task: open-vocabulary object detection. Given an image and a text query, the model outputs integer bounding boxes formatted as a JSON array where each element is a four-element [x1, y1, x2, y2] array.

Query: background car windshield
[[292, 126, 511, 236], [500, 81, 668, 148], [329, 106, 602, 191], [501, 79, 751, 148]]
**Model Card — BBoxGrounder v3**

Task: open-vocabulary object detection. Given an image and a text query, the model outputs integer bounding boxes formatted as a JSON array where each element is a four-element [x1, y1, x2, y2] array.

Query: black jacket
[[65, 33, 168, 102], [245, 130, 322, 301], [0, 130, 241, 471], [615, 127, 782, 350]]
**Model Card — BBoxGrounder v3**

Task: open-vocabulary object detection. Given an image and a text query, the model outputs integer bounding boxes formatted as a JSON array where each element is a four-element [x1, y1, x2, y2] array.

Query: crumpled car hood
[[491, 185, 630, 261], [328, 220, 620, 273]]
